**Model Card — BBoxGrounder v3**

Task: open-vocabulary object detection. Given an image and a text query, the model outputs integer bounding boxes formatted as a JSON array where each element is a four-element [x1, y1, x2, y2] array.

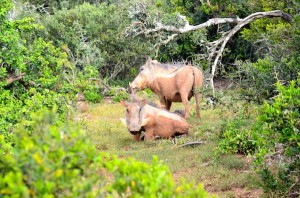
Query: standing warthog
[[130, 58, 203, 118], [120, 96, 189, 141]]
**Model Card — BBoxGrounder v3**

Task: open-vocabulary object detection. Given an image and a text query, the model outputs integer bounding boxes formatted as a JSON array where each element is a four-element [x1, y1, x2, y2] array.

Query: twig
[[177, 141, 206, 148], [6, 73, 26, 84]]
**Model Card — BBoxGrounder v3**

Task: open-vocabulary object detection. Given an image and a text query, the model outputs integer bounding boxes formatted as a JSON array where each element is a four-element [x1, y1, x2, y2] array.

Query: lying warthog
[[130, 58, 203, 118], [120, 97, 189, 141]]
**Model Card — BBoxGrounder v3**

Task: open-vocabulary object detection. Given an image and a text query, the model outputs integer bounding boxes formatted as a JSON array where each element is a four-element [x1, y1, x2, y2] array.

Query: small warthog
[[130, 58, 203, 118], [120, 96, 189, 141]]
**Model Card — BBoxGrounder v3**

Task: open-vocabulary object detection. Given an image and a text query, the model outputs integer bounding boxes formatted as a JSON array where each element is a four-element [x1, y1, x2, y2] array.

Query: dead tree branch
[[6, 73, 26, 84], [126, 10, 292, 95], [207, 10, 291, 94]]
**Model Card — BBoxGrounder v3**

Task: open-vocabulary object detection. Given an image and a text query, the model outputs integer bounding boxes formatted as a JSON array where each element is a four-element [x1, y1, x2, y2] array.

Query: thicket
[[0, 0, 111, 140], [217, 76, 300, 196], [19, 1, 154, 85], [214, 1, 300, 195], [255, 78, 300, 197], [0, 0, 72, 140]]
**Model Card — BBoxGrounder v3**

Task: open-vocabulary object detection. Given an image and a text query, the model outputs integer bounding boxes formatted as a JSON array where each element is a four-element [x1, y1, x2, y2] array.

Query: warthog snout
[[128, 123, 142, 134]]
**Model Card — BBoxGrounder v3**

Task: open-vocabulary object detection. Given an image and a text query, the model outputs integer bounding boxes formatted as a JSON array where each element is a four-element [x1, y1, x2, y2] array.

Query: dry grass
[[76, 92, 263, 197]]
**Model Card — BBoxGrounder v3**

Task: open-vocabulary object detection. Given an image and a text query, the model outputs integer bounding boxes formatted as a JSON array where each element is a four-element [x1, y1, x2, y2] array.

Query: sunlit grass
[[77, 92, 262, 197]]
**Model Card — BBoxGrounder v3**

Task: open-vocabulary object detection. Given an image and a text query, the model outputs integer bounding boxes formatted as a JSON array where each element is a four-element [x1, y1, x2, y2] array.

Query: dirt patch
[[228, 187, 263, 198], [103, 97, 114, 103], [204, 185, 263, 198], [173, 167, 195, 183]]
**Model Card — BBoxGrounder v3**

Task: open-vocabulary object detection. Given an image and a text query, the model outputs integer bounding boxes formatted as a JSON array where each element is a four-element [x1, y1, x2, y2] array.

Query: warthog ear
[[141, 118, 151, 126], [146, 57, 153, 66], [128, 82, 133, 93], [120, 118, 127, 126], [139, 99, 147, 107]]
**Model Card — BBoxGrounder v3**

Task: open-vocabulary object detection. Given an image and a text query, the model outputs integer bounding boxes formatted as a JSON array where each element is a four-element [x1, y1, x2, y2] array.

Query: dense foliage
[[0, 0, 71, 140], [217, 76, 300, 196], [254, 78, 300, 197], [217, 115, 257, 155], [0, 111, 213, 197], [0, 111, 101, 197]]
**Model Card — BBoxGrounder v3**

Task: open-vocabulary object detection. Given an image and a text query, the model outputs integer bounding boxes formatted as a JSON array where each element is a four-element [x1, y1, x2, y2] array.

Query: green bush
[[0, 88, 69, 142], [216, 77, 300, 196], [217, 116, 257, 155], [0, 111, 214, 197], [0, 110, 102, 197], [83, 88, 103, 103], [237, 12, 300, 103], [105, 86, 129, 103], [99, 155, 214, 197], [236, 56, 299, 103], [104, 156, 174, 197], [39, 2, 152, 81], [253, 77, 300, 197], [0, 0, 103, 142]]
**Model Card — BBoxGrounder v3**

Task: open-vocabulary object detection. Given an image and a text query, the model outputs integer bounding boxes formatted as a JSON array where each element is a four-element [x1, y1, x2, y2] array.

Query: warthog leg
[[180, 93, 190, 118], [133, 133, 142, 141], [165, 100, 172, 110], [144, 128, 155, 141], [158, 96, 168, 109]]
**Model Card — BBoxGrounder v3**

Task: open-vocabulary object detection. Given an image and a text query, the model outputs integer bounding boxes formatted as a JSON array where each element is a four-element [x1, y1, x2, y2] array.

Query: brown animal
[[130, 58, 203, 118], [120, 96, 189, 141], [76, 92, 89, 113]]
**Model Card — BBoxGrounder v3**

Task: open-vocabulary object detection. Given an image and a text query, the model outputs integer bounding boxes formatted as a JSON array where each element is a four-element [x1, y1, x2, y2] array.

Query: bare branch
[[125, 13, 241, 37], [207, 10, 291, 94], [89, 78, 110, 89], [6, 73, 26, 84]]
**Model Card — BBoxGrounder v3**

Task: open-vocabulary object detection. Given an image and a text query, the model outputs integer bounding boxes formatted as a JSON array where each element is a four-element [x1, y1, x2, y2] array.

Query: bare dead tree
[[125, 10, 292, 95]]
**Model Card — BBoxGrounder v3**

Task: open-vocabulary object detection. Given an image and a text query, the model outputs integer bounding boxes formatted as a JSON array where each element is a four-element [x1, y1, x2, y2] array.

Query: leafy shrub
[[83, 88, 103, 103], [0, 0, 102, 143], [104, 156, 174, 197], [0, 110, 214, 197], [105, 86, 129, 103], [217, 116, 257, 155], [0, 88, 69, 142], [217, 77, 300, 196], [40, 2, 152, 81], [0, 110, 102, 197], [253, 78, 300, 197], [103, 156, 214, 197], [233, 59, 281, 102]]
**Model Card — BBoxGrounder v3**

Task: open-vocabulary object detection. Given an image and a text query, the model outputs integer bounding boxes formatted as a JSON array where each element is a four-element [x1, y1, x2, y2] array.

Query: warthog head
[[120, 98, 148, 135], [130, 58, 158, 93]]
